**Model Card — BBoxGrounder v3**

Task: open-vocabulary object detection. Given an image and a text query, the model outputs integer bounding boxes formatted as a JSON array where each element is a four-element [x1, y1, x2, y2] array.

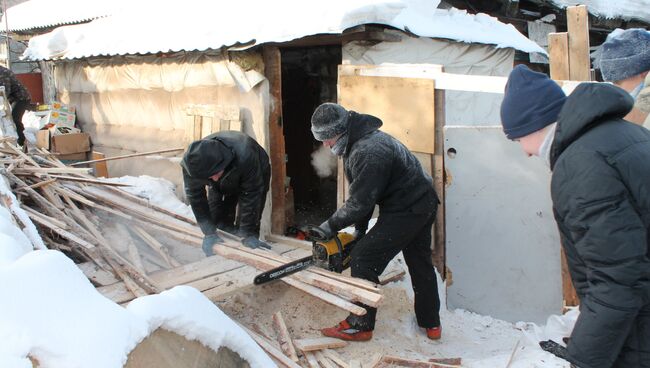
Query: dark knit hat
[[311, 103, 350, 141], [181, 139, 233, 179], [500, 65, 566, 140], [599, 28, 650, 82]]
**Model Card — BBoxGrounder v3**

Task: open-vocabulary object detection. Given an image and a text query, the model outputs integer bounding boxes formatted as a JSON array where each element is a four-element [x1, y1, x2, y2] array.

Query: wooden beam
[[567, 5, 591, 81], [293, 338, 348, 352], [548, 33, 570, 81], [263, 45, 286, 235], [91, 151, 109, 178], [272, 311, 299, 363], [314, 350, 337, 368], [239, 324, 303, 368], [70, 148, 184, 166]]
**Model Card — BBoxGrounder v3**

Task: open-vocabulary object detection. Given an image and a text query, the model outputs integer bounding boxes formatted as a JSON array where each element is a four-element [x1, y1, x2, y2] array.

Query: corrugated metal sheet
[[21, 0, 545, 60], [2, 0, 125, 32]]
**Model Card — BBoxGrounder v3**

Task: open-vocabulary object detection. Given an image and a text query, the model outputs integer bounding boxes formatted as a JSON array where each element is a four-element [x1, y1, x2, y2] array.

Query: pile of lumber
[[0, 140, 384, 315]]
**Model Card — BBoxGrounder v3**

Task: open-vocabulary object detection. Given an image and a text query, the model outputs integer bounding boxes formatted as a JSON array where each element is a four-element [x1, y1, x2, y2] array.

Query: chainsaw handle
[[305, 225, 332, 242]]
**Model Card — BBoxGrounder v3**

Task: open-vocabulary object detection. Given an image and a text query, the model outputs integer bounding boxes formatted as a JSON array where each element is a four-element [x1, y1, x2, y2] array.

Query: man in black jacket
[[310, 103, 442, 342], [0, 65, 31, 146], [500, 65, 650, 368], [181, 131, 271, 255]]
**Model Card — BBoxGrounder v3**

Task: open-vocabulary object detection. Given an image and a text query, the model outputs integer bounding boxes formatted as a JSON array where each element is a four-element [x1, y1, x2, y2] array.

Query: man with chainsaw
[[310, 102, 442, 342], [181, 131, 272, 256], [500, 65, 650, 367]]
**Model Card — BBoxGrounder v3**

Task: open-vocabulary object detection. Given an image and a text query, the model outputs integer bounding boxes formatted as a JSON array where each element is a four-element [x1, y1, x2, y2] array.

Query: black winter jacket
[[182, 131, 270, 237], [550, 83, 650, 368], [326, 112, 438, 232]]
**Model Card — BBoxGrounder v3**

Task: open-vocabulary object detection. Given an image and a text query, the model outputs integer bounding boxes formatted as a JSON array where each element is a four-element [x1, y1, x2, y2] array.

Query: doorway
[[280, 46, 341, 232]]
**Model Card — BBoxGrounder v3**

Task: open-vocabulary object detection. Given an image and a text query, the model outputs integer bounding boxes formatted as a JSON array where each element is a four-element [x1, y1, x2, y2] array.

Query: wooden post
[[91, 151, 109, 178], [548, 33, 570, 81], [263, 46, 287, 235], [432, 88, 446, 280], [567, 5, 591, 81]]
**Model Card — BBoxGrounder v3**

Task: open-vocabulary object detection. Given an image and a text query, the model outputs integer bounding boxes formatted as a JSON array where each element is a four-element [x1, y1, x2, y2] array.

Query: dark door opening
[[280, 46, 341, 232]]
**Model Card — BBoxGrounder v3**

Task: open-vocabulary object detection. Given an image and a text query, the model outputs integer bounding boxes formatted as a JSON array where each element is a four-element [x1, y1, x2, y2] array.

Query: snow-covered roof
[[548, 0, 650, 23], [20, 0, 544, 61], [2, 0, 121, 32]]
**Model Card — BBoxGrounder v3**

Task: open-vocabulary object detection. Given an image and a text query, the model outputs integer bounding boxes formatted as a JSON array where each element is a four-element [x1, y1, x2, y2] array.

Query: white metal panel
[[445, 126, 562, 323]]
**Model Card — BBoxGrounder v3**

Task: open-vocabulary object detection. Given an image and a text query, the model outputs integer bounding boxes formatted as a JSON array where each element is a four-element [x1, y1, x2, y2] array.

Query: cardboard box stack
[[35, 102, 90, 160]]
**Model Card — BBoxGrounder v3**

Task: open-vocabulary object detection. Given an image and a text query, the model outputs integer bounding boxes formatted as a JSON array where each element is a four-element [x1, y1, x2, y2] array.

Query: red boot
[[426, 326, 442, 340], [321, 320, 373, 341]]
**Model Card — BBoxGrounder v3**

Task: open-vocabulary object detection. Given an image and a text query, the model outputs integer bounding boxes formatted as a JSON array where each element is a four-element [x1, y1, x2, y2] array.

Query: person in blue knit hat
[[598, 28, 650, 124], [501, 65, 650, 368]]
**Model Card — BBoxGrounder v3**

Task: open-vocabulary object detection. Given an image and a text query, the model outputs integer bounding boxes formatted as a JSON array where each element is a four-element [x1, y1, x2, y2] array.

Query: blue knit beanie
[[599, 28, 650, 82], [500, 65, 567, 140]]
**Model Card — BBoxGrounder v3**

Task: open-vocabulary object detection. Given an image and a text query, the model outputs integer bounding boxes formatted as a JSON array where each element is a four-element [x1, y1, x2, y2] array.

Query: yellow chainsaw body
[[312, 232, 356, 273]]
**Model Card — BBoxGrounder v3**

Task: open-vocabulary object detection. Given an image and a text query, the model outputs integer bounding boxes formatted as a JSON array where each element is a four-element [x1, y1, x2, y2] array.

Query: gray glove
[[242, 236, 272, 250], [202, 233, 223, 256], [309, 221, 335, 241], [539, 340, 576, 366]]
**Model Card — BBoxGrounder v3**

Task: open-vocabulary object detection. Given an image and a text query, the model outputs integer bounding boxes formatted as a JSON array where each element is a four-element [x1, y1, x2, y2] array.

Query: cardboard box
[[57, 152, 88, 161], [36, 129, 50, 150], [36, 130, 91, 155], [51, 133, 90, 154]]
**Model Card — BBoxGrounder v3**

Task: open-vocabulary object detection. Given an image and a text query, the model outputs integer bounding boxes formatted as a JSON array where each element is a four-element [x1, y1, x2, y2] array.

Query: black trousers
[[12, 100, 28, 145], [346, 202, 441, 331]]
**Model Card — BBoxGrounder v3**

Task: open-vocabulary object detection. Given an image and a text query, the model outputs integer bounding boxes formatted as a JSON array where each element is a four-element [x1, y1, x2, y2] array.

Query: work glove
[[539, 340, 577, 366], [241, 236, 272, 250], [202, 233, 223, 257], [309, 221, 335, 242]]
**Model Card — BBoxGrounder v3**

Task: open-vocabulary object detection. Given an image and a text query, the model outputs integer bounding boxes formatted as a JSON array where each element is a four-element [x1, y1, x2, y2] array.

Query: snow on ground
[[0, 173, 578, 367], [0, 175, 274, 368]]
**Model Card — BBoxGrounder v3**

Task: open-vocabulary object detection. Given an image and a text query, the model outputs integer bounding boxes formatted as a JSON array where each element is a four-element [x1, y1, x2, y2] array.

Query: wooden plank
[[293, 337, 347, 352], [263, 46, 287, 235], [366, 354, 384, 368], [132, 226, 182, 268], [433, 87, 446, 279], [561, 248, 579, 307], [70, 148, 184, 166], [304, 352, 321, 368], [12, 167, 92, 174], [382, 355, 462, 368], [77, 261, 120, 286], [349, 360, 362, 368], [91, 151, 109, 178], [548, 33, 570, 81], [213, 245, 382, 308], [315, 350, 337, 368], [45, 174, 129, 186], [378, 269, 406, 285], [322, 349, 350, 368], [272, 311, 299, 363], [239, 324, 303, 368], [265, 234, 312, 250], [338, 75, 435, 154], [567, 5, 591, 81]]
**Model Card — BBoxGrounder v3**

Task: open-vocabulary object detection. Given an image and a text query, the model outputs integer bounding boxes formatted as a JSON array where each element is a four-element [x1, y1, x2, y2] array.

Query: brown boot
[[321, 320, 373, 341]]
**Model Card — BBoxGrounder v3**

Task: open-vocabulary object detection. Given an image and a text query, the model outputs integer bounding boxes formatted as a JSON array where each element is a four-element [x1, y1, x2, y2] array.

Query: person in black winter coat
[[0, 66, 31, 146], [501, 65, 650, 368], [310, 103, 442, 342], [181, 131, 271, 256]]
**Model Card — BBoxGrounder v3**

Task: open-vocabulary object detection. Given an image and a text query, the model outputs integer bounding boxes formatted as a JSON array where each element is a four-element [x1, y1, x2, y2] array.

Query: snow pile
[[549, 0, 650, 23], [0, 174, 274, 367], [105, 175, 194, 219], [21, 0, 544, 61]]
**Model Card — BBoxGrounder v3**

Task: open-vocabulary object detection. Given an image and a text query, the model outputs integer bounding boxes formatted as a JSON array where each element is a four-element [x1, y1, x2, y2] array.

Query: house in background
[[5, 0, 575, 323]]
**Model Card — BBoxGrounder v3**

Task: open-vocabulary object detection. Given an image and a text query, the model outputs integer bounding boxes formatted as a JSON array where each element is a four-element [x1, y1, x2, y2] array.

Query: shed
[[9, 0, 561, 323]]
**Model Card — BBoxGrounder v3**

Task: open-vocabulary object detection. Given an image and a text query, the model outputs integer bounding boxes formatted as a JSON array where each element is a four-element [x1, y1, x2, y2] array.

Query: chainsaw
[[253, 230, 356, 285]]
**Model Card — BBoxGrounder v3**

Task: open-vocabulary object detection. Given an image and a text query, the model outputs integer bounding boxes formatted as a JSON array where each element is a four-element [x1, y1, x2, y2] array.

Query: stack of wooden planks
[[0, 140, 384, 316]]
